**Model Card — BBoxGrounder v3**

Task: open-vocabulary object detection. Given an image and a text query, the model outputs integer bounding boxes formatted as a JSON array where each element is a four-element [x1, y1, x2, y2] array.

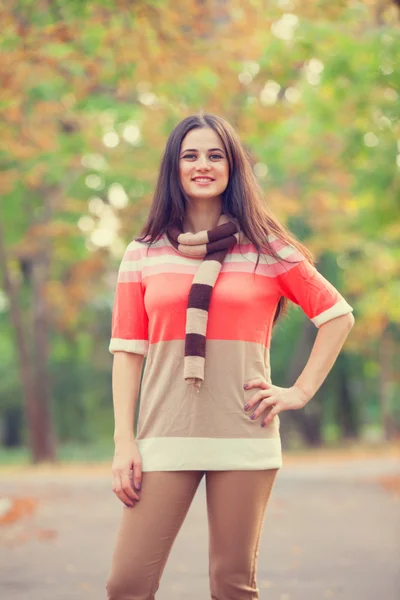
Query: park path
[[0, 455, 399, 600]]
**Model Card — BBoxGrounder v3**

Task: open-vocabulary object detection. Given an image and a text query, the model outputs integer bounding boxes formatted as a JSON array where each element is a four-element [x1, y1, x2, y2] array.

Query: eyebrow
[[180, 148, 225, 154]]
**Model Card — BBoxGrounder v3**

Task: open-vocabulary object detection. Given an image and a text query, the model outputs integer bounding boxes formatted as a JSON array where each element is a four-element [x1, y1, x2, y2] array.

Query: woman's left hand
[[243, 378, 310, 427]]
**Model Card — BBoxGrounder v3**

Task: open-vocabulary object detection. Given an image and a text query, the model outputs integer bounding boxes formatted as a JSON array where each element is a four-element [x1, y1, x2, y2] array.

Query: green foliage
[[1, 0, 399, 455]]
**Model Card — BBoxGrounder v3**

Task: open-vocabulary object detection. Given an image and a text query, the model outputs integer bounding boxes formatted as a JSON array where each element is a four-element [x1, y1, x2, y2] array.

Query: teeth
[[194, 178, 213, 181]]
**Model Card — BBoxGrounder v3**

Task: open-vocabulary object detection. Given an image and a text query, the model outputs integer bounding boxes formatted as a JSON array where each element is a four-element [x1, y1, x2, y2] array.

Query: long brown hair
[[136, 111, 314, 325]]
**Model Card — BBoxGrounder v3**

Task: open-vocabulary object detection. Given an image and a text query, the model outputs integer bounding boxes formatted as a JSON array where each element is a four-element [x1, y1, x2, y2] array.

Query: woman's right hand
[[111, 438, 142, 508]]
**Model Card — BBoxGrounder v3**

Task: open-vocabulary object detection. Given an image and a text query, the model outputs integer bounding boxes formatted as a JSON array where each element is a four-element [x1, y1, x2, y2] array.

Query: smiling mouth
[[192, 178, 215, 182]]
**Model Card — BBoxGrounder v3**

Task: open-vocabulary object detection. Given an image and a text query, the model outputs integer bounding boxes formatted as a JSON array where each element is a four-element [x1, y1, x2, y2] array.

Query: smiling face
[[179, 127, 229, 201]]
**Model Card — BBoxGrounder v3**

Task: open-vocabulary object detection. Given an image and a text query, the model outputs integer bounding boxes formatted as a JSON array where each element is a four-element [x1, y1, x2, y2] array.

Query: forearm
[[112, 351, 144, 442], [294, 313, 355, 403]]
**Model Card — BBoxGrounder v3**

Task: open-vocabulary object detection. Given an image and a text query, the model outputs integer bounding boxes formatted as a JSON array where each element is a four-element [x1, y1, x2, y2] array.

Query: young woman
[[105, 112, 355, 599]]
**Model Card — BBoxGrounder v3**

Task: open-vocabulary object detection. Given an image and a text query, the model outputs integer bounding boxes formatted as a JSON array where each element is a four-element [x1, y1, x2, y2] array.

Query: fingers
[[261, 404, 280, 427], [132, 462, 142, 491], [112, 477, 134, 507], [246, 397, 277, 422], [243, 386, 273, 412], [243, 379, 277, 426], [244, 378, 271, 390], [112, 469, 141, 507], [122, 470, 140, 502]]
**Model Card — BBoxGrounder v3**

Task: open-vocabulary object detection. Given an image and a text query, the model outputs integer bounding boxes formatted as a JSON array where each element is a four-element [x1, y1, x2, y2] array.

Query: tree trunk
[[2, 406, 23, 447], [30, 195, 57, 461], [379, 326, 395, 441], [336, 352, 359, 439], [0, 219, 53, 461], [31, 248, 57, 461]]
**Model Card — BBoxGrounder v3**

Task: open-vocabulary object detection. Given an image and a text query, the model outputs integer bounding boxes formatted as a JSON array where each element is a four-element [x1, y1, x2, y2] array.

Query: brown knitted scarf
[[167, 213, 240, 392]]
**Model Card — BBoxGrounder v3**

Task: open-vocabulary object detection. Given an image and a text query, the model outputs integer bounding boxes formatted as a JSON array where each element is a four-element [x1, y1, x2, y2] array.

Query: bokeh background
[[1, 2, 400, 599], [1, 0, 399, 464]]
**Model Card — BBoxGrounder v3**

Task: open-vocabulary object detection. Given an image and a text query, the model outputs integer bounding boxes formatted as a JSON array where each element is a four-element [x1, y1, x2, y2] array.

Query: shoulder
[[238, 231, 306, 264], [267, 235, 306, 264], [114, 239, 149, 271], [124, 234, 160, 255], [122, 233, 173, 264]]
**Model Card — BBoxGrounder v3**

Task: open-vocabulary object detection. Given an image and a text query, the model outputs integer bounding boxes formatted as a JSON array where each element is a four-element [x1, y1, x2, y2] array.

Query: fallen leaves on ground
[[377, 475, 400, 497], [0, 496, 38, 525]]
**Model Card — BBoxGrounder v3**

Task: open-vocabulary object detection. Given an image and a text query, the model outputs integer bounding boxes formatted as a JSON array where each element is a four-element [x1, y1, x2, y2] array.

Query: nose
[[196, 154, 211, 170]]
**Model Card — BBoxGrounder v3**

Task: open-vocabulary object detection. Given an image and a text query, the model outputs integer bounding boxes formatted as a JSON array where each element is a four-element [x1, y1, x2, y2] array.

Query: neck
[[182, 198, 223, 234]]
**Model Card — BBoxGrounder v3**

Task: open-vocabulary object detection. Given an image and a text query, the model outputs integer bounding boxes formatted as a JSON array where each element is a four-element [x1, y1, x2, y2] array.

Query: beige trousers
[[106, 468, 278, 600]]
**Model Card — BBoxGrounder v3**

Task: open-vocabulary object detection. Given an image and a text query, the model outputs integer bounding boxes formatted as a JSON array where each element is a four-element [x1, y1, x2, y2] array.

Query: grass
[[0, 440, 114, 467]]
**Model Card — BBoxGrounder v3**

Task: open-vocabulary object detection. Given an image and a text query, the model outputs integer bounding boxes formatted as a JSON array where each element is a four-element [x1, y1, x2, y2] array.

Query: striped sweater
[[109, 231, 354, 471]]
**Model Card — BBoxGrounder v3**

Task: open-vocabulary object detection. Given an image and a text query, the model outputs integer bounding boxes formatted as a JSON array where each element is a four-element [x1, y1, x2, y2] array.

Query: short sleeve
[[109, 240, 149, 356], [275, 243, 354, 328]]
